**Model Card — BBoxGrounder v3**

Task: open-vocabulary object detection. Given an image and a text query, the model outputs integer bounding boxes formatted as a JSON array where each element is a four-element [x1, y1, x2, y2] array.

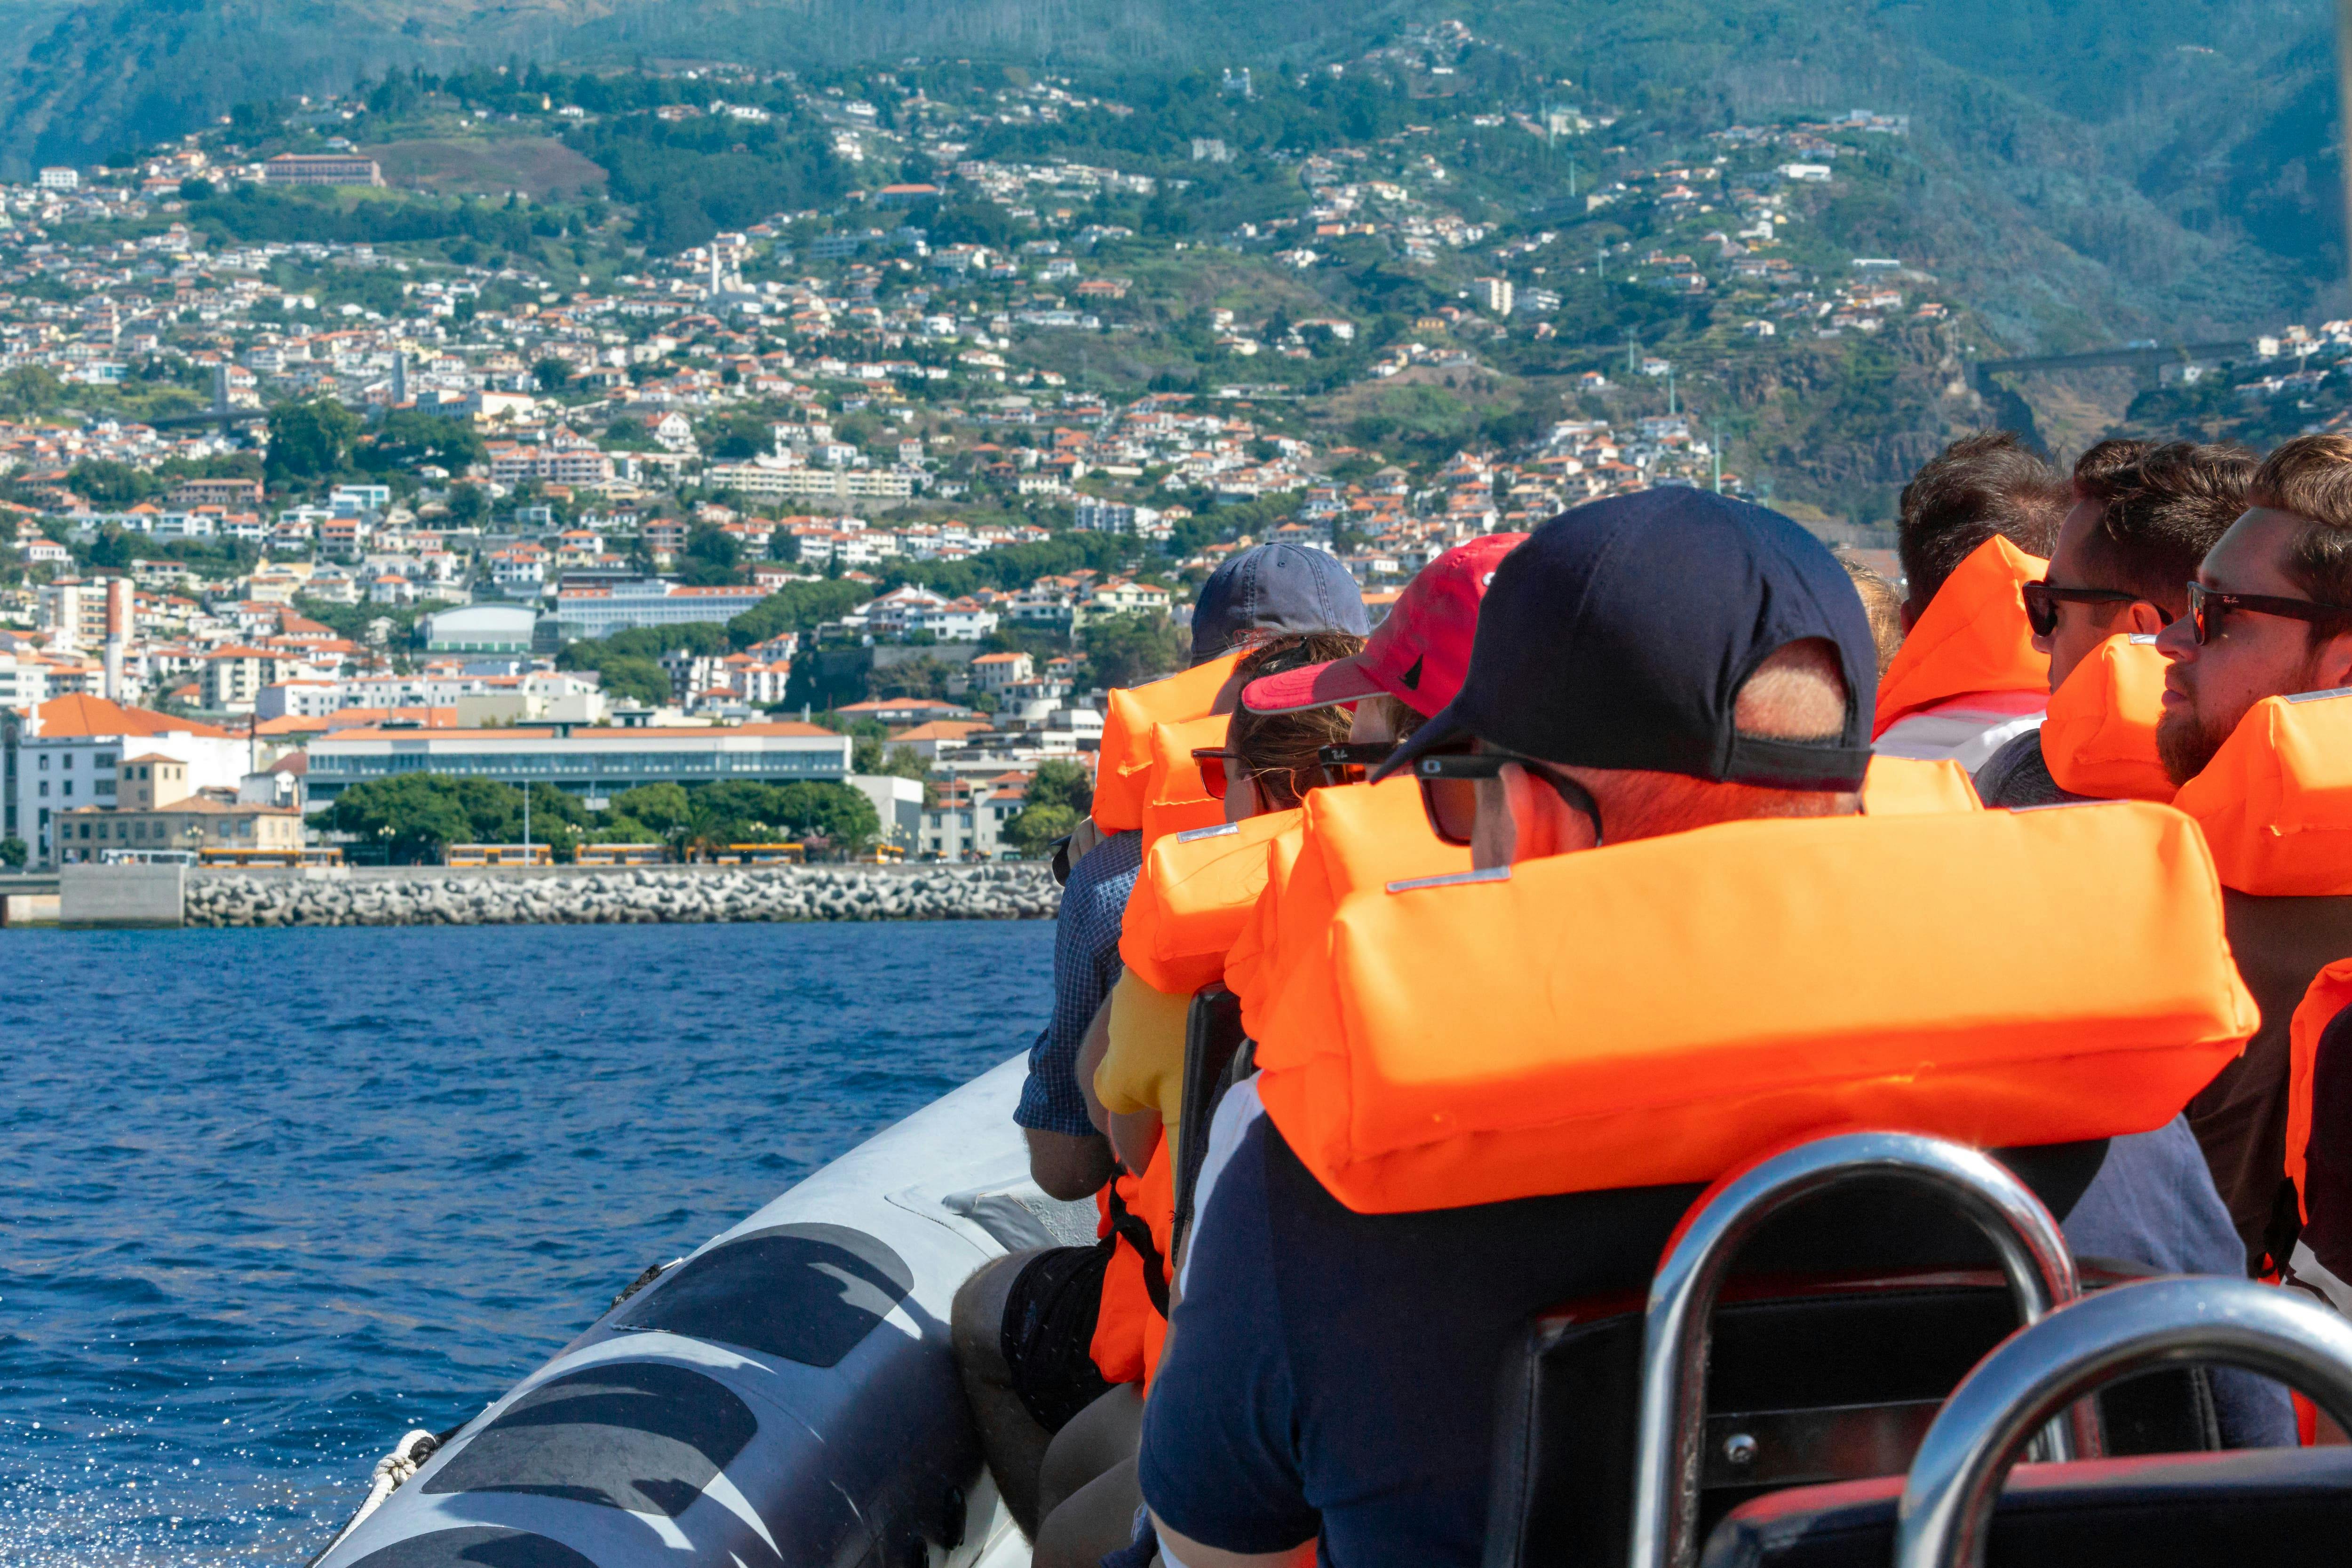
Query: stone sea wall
[[182, 865, 1062, 927]]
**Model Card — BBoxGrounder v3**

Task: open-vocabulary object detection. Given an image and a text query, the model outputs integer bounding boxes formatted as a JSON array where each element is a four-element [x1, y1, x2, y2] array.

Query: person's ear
[[1502, 763, 1597, 859], [2124, 601, 2167, 636], [2312, 630, 2352, 693]]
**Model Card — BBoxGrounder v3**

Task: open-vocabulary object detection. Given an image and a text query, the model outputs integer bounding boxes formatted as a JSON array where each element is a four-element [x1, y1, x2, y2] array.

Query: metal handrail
[[1627, 1131, 2091, 1568], [1896, 1275, 2352, 1568]]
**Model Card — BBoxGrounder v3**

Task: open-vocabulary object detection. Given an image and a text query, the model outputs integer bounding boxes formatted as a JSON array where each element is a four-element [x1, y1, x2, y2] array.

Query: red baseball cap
[[1240, 532, 1529, 718]]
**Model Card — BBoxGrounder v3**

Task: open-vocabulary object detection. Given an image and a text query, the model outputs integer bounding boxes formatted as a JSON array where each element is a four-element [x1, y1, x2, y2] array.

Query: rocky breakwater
[[183, 865, 1062, 927]]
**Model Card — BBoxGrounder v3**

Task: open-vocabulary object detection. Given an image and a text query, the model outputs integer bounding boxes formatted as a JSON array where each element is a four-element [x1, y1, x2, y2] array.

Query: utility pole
[[1712, 421, 1723, 493], [1668, 371, 1677, 416]]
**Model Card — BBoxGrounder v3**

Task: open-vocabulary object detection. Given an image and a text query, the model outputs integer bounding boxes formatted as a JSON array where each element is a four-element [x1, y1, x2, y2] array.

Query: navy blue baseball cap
[[1375, 489, 1876, 789], [1189, 541, 1371, 664]]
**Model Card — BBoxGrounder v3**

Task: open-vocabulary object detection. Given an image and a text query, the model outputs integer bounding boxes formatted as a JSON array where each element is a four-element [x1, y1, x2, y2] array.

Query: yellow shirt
[[1096, 970, 1193, 1159]]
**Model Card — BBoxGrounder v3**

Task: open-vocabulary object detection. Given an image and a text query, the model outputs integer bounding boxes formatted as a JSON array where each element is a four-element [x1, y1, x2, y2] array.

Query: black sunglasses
[[2186, 581, 2352, 645], [2022, 579, 2145, 639], [1316, 742, 1397, 788], [1414, 746, 1603, 847]]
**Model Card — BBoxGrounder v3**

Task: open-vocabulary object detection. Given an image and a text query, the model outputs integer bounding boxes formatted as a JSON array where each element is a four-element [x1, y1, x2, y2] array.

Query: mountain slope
[[0, 0, 2338, 349]]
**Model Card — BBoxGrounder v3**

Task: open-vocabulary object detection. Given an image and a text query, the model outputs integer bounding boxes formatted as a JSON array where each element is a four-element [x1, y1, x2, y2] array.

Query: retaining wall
[[60, 864, 186, 927], [182, 864, 1061, 927]]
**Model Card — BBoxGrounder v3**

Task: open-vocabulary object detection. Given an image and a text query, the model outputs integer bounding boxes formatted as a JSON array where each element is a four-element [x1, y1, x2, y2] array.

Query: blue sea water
[[0, 920, 1053, 1566]]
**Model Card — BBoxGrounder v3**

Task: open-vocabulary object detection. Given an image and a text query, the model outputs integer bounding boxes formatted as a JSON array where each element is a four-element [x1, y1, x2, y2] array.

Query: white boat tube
[[310, 1054, 1085, 1568]]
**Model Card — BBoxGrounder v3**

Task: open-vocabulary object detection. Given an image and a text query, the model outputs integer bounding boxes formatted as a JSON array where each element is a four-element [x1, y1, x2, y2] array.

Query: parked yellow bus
[[446, 844, 556, 867], [715, 842, 806, 865], [198, 847, 345, 867], [576, 843, 670, 867]]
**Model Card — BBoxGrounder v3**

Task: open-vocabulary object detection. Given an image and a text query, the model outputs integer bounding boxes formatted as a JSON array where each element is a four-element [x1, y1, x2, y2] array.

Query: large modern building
[[555, 580, 770, 641], [304, 723, 853, 808], [421, 604, 540, 654], [702, 462, 915, 501], [262, 153, 385, 187]]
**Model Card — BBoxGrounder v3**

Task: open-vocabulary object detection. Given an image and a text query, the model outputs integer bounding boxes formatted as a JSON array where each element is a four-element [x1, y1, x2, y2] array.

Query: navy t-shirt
[[1140, 1105, 2291, 1567]]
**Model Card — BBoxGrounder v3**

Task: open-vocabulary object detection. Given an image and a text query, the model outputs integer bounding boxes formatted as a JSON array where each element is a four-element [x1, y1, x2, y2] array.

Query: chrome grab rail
[[1896, 1275, 2352, 1568], [1627, 1131, 2091, 1568]]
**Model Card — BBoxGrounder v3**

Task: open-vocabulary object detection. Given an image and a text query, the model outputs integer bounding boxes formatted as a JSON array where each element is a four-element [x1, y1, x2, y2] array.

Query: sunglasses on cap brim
[[1412, 745, 1604, 848]]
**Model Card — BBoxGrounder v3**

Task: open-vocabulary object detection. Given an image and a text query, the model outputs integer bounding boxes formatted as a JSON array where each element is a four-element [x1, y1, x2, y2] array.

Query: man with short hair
[[1894, 429, 2071, 627], [2152, 434, 2352, 1267], [1874, 432, 2071, 770], [1138, 490, 2283, 1568], [1976, 441, 2255, 808]]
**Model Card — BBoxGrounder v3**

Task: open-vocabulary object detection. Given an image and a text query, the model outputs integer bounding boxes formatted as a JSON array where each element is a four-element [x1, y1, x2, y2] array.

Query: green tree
[[851, 739, 930, 780], [676, 524, 744, 586], [367, 411, 488, 472], [726, 578, 873, 648], [772, 780, 880, 851], [1025, 757, 1095, 816], [0, 836, 25, 868], [1081, 611, 1188, 690], [266, 397, 361, 485], [311, 774, 496, 863], [1001, 758, 1093, 857], [533, 358, 572, 393], [1003, 802, 1076, 858], [444, 483, 489, 527], [612, 782, 692, 838], [67, 460, 160, 506]]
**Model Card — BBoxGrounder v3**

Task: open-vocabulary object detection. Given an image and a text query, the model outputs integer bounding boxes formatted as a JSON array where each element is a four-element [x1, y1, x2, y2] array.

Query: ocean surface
[[0, 920, 1054, 1566]]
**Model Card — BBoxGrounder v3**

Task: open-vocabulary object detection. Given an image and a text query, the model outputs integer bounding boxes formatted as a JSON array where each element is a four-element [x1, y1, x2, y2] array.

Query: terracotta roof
[[33, 694, 235, 739], [888, 720, 990, 742]]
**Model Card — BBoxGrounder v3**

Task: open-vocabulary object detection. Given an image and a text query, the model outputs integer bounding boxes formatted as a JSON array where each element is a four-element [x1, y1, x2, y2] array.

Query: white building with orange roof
[[3, 694, 250, 866], [968, 650, 1034, 696]]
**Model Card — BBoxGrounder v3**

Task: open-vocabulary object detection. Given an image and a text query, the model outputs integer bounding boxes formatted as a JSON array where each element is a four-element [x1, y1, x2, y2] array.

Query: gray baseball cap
[[1188, 542, 1370, 664]]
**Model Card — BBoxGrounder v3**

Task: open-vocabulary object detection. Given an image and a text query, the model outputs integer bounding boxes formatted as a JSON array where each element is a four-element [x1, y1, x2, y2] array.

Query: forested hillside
[[0, 0, 2337, 349]]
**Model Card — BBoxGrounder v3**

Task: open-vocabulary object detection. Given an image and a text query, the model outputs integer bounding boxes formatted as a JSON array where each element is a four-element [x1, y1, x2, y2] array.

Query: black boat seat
[[1170, 984, 1249, 1260], [1479, 1264, 2221, 1568], [1697, 1448, 2352, 1568]]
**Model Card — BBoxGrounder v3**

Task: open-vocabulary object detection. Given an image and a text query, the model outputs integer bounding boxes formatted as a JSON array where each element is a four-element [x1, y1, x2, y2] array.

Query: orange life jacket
[[1232, 775, 1471, 1049], [2169, 689, 2352, 896], [1120, 808, 1304, 998], [1253, 801, 2256, 1214], [1857, 753, 1984, 814], [2283, 959, 2352, 1228], [1229, 756, 1972, 1047], [1087, 1141, 1175, 1390], [1092, 651, 1246, 832], [2228, 697, 2352, 1231], [2040, 634, 2172, 802], [1872, 535, 2050, 739], [1137, 716, 1232, 856]]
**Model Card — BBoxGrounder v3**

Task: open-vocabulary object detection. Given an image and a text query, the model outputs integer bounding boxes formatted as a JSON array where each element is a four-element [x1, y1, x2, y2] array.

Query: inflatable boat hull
[[313, 1055, 1086, 1568]]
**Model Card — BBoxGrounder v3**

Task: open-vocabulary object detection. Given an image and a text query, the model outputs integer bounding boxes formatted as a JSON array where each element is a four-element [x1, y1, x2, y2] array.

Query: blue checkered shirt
[[1015, 829, 1146, 1136]]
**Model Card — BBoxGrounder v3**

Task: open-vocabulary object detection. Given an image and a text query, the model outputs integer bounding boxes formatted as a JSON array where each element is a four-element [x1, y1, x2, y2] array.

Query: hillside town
[[1, 41, 2339, 871]]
